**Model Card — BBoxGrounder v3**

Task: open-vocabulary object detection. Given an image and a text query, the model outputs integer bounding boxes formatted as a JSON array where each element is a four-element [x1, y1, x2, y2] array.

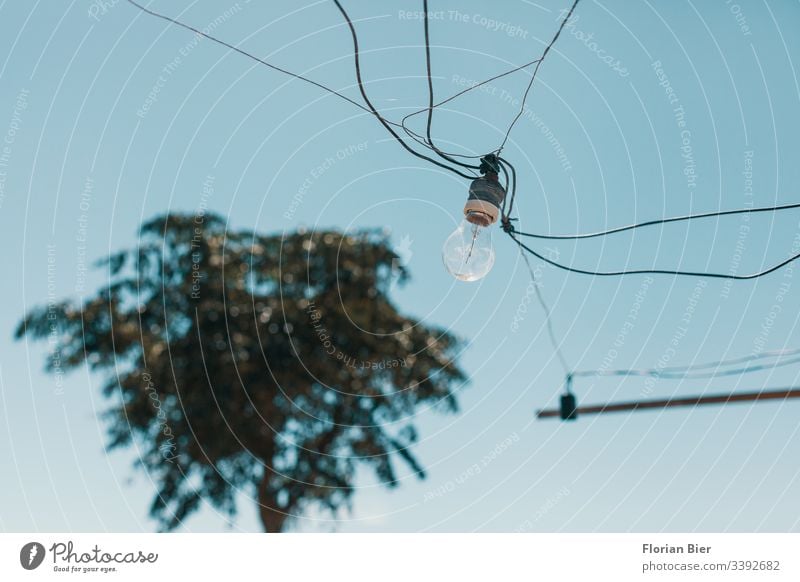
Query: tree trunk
[[258, 473, 288, 533]]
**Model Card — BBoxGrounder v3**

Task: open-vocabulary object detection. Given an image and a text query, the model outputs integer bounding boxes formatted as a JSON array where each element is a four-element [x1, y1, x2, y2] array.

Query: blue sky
[[1, 0, 800, 532]]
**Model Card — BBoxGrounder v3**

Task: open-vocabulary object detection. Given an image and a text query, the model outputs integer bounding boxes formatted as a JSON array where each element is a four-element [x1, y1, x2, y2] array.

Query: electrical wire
[[574, 347, 800, 378], [509, 233, 800, 280], [537, 387, 800, 419], [403, 0, 579, 159], [497, 145, 800, 280], [572, 353, 800, 381], [331, 0, 477, 179], [512, 201, 800, 240], [499, 160, 510, 197], [402, 57, 542, 138], [421, 0, 480, 171], [496, 0, 581, 153], [518, 247, 571, 376], [497, 155, 800, 281], [499, 156, 517, 218], [401, 57, 544, 159], [124, 0, 379, 119]]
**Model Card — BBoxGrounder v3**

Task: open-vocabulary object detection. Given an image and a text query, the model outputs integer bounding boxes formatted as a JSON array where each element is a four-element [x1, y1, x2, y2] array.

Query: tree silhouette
[[16, 213, 465, 531]]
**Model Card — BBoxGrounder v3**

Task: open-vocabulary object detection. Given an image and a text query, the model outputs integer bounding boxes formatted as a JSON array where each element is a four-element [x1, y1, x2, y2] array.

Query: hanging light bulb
[[442, 212, 495, 281], [442, 155, 506, 282]]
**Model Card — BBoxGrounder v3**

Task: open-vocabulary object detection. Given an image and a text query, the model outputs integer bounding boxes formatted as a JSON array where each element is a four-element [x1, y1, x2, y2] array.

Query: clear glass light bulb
[[442, 212, 495, 281]]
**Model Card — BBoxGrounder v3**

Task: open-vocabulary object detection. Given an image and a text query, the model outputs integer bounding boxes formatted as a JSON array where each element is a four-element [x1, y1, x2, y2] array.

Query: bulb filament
[[465, 224, 479, 263]]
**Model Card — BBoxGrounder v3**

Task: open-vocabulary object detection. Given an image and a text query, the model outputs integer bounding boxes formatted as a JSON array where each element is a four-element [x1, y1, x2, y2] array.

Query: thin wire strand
[[512, 201, 800, 240], [400, 56, 543, 159], [518, 248, 571, 376], [573, 353, 800, 381], [574, 347, 800, 378], [509, 233, 800, 280], [125, 0, 474, 179], [496, 0, 580, 153], [124, 0, 377, 118]]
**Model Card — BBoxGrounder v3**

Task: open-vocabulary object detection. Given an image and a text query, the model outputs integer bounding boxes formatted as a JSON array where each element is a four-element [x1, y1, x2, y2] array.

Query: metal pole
[[536, 387, 800, 420]]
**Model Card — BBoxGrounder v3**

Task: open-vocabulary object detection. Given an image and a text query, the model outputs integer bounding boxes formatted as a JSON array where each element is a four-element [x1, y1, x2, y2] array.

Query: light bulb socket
[[464, 172, 506, 226], [479, 153, 502, 176]]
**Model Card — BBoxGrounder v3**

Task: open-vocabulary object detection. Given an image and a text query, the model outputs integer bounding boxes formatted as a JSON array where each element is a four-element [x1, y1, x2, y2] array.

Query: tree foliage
[[17, 212, 466, 531]]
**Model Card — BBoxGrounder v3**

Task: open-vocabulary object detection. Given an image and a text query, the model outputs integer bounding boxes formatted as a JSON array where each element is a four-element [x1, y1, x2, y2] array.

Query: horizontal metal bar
[[537, 388, 800, 419]]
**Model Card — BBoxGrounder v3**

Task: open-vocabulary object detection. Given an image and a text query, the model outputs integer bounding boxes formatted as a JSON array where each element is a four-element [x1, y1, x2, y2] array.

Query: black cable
[[499, 161, 510, 199], [499, 156, 517, 218], [331, 0, 476, 180], [499, 152, 800, 280], [421, 0, 480, 171], [508, 232, 800, 280], [512, 201, 800, 240], [498, 157, 512, 219], [496, 0, 580, 153]]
